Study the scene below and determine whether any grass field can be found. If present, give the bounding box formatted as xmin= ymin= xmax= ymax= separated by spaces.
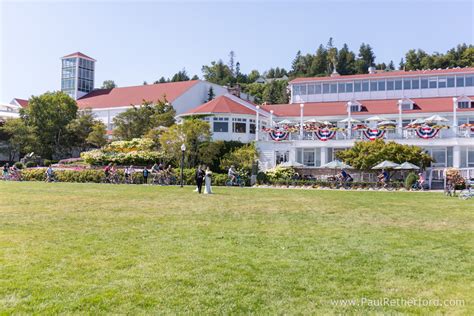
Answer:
xmin=0 ymin=182 xmax=473 ymax=314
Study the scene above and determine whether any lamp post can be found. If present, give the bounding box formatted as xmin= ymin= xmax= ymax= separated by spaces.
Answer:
xmin=346 ymin=102 xmax=352 ymax=139
xmin=299 ymin=103 xmax=304 ymax=139
xmin=180 ymin=143 xmax=186 ymax=188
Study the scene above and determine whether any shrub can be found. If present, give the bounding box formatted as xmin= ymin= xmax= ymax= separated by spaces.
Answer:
xmin=43 ymin=159 xmax=52 ymax=167
xmin=264 ymin=166 xmax=297 ymax=182
xmin=14 ymin=162 xmax=24 ymax=169
xmin=405 ymin=172 xmax=418 ymax=189
xmin=25 ymin=161 xmax=37 ymax=168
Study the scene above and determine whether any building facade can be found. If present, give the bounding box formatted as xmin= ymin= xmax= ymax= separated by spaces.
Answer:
xmin=61 ymin=52 xmax=96 ymax=100
xmin=182 ymin=67 xmax=474 ymax=186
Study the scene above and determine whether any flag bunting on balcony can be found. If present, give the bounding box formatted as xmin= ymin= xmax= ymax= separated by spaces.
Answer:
xmin=263 ymin=127 xmax=289 ymax=141
xmin=363 ymin=128 xmax=385 ymax=141
xmin=315 ymin=128 xmax=336 ymax=141
xmin=415 ymin=126 xmax=440 ymax=139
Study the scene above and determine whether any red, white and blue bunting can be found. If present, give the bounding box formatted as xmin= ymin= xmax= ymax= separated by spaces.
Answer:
xmin=268 ymin=129 xmax=289 ymax=141
xmin=363 ymin=128 xmax=385 ymax=141
xmin=415 ymin=126 xmax=440 ymax=139
xmin=315 ymin=128 xmax=336 ymax=141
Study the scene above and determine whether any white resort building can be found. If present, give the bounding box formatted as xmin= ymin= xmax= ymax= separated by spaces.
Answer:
xmin=180 ymin=67 xmax=474 ymax=187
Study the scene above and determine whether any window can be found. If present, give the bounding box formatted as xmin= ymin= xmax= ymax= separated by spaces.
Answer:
xmin=378 ymin=80 xmax=385 ymax=91
xmin=403 ymin=79 xmax=411 ymax=90
xmin=296 ymin=148 xmax=321 ymax=167
xmin=275 ymin=151 xmax=289 ymax=165
xmin=308 ymin=84 xmax=315 ymax=95
xmin=330 ymin=83 xmax=337 ymax=93
xmin=362 ymin=81 xmax=369 ymax=91
xmin=411 ymin=78 xmax=420 ymax=89
xmin=466 ymin=75 xmax=474 ymax=87
xmin=421 ymin=78 xmax=428 ymax=89
xmin=315 ymin=84 xmax=322 ymax=94
xmin=350 ymin=104 xmax=361 ymax=112
xmin=447 ymin=77 xmax=455 ymax=87
xmin=456 ymin=76 xmax=464 ymax=87
xmin=395 ymin=80 xmax=402 ymax=90
xmin=303 ymin=150 xmax=315 ymax=167
xmin=249 ymin=119 xmax=256 ymax=134
xmin=458 ymin=101 xmax=471 ymax=109
xmin=401 ymin=102 xmax=413 ymax=111
xmin=354 ymin=81 xmax=362 ymax=92
xmin=428 ymin=77 xmax=437 ymax=89
xmin=213 ymin=117 xmax=228 ymax=132
xmin=293 ymin=85 xmax=300 ymax=95
xmin=232 ymin=118 xmax=246 ymax=133
xmin=345 ymin=82 xmax=353 ymax=92
xmin=438 ymin=77 xmax=447 ymax=88
xmin=338 ymin=83 xmax=346 ymax=93
xmin=370 ymin=81 xmax=377 ymax=91
xmin=323 ymin=83 xmax=330 ymax=94
xmin=300 ymin=85 xmax=307 ymax=95
xmin=387 ymin=80 xmax=394 ymax=90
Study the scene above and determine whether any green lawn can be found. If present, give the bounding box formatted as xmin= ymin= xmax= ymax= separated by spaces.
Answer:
xmin=0 ymin=182 xmax=472 ymax=314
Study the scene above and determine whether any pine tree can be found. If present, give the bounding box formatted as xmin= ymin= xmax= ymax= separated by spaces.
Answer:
xmin=399 ymin=58 xmax=405 ymax=70
xmin=355 ymin=43 xmax=376 ymax=73
xmin=143 ymin=81 xmax=148 ymax=85
xmin=310 ymin=45 xmax=328 ymax=76
xmin=337 ymin=43 xmax=356 ymax=75
xmin=207 ymin=87 xmax=215 ymax=101
xmin=388 ymin=60 xmax=395 ymax=70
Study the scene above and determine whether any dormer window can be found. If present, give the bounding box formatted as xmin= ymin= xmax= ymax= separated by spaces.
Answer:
xmin=458 ymin=101 xmax=472 ymax=109
xmin=350 ymin=104 xmax=361 ymax=112
xmin=399 ymin=98 xmax=414 ymax=111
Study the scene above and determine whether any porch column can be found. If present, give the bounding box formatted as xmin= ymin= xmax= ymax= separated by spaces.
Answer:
xmin=397 ymin=100 xmax=403 ymax=137
xmin=255 ymin=106 xmax=260 ymax=141
xmin=346 ymin=102 xmax=352 ymax=139
xmin=453 ymin=145 xmax=461 ymax=168
xmin=270 ymin=110 xmax=274 ymax=127
xmin=320 ymin=147 xmax=328 ymax=166
xmin=299 ymin=103 xmax=304 ymax=140
xmin=452 ymin=97 xmax=458 ymax=136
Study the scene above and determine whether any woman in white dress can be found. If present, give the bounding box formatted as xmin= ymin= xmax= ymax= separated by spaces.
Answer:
xmin=204 ymin=166 xmax=213 ymax=194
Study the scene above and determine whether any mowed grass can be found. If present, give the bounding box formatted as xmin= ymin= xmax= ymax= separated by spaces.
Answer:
xmin=0 ymin=182 xmax=473 ymax=314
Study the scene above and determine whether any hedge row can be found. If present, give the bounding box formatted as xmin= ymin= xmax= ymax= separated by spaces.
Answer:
xmin=20 ymin=168 xmax=232 ymax=186
xmin=256 ymin=177 xmax=406 ymax=190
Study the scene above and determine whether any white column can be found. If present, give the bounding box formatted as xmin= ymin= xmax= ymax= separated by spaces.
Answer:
xmin=255 ymin=106 xmax=260 ymax=141
xmin=320 ymin=148 xmax=328 ymax=165
xmin=397 ymin=100 xmax=403 ymax=138
xmin=299 ymin=103 xmax=304 ymax=139
xmin=452 ymin=97 xmax=458 ymax=136
xmin=453 ymin=145 xmax=461 ymax=168
xmin=270 ymin=110 xmax=274 ymax=127
xmin=346 ymin=102 xmax=352 ymax=139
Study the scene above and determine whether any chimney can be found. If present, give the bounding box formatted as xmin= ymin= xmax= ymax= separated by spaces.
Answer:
xmin=227 ymin=84 xmax=241 ymax=98
xmin=368 ymin=66 xmax=376 ymax=74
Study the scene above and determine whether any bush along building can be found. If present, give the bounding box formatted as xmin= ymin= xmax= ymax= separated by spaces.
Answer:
xmin=179 ymin=66 xmax=474 ymax=188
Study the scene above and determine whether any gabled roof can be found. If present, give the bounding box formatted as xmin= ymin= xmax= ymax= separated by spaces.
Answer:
xmin=11 ymin=98 xmax=29 ymax=108
xmin=76 ymin=80 xmax=200 ymax=109
xmin=261 ymin=96 xmax=474 ymax=118
xmin=182 ymin=94 xmax=262 ymax=116
xmin=62 ymin=52 xmax=96 ymax=61
xmin=290 ymin=67 xmax=474 ymax=84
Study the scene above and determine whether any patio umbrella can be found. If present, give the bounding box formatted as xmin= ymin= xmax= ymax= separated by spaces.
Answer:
xmin=372 ymin=160 xmax=400 ymax=169
xmin=377 ymin=120 xmax=396 ymax=127
xmin=395 ymin=162 xmax=420 ymax=170
xmin=411 ymin=118 xmax=425 ymax=125
xmin=277 ymin=119 xmax=294 ymax=125
xmin=424 ymin=115 xmax=448 ymax=123
xmin=304 ymin=118 xmax=320 ymax=124
xmin=279 ymin=161 xmax=304 ymax=168
xmin=339 ymin=117 xmax=361 ymax=123
xmin=366 ymin=115 xmax=388 ymax=122
xmin=319 ymin=160 xmax=353 ymax=169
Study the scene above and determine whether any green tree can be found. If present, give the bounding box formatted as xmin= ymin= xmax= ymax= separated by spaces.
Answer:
xmin=207 ymin=87 xmax=215 ymax=101
xmin=101 ymin=80 xmax=117 ymax=89
xmin=220 ymin=143 xmax=258 ymax=174
xmin=191 ymin=74 xmax=199 ymax=80
xmin=201 ymin=60 xmax=233 ymax=85
xmin=86 ymin=122 xmax=107 ymax=148
xmin=247 ymin=70 xmax=261 ymax=83
xmin=335 ymin=140 xmax=433 ymax=171
xmin=21 ymin=91 xmax=78 ymax=159
xmin=262 ymin=80 xmax=289 ymax=104
xmin=337 ymin=43 xmax=356 ymax=75
xmin=171 ymin=69 xmax=190 ymax=82
xmin=309 ymin=45 xmax=328 ymax=76
xmin=355 ymin=43 xmax=376 ymax=74
xmin=0 ymin=118 xmax=37 ymax=161
xmin=159 ymin=118 xmax=212 ymax=167
xmin=66 ymin=110 xmax=104 ymax=151
xmin=113 ymin=99 xmax=175 ymax=140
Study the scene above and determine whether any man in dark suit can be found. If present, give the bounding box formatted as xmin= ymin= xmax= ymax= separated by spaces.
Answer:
xmin=195 ymin=165 xmax=205 ymax=194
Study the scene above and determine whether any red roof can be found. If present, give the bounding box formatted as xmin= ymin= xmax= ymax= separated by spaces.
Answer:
xmin=77 ymin=80 xmax=200 ymax=109
xmin=290 ymin=67 xmax=474 ymax=84
xmin=184 ymin=95 xmax=257 ymax=115
xmin=261 ymin=96 xmax=474 ymax=117
xmin=12 ymin=98 xmax=28 ymax=107
xmin=62 ymin=52 xmax=96 ymax=61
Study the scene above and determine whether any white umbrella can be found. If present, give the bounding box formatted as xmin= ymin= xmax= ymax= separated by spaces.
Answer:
xmin=339 ymin=117 xmax=361 ymax=123
xmin=377 ymin=120 xmax=396 ymax=127
xmin=372 ymin=160 xmax=400 ymax=169
xmin=279 ymin=161 xmax=304 ymax=168
xmin=304 ymin=118 xmax=319 ymax=123
xmin=277 ymin=119 xmax=294 ymax=125
xmin=395 ymin=162 xmax=420 ymax=170
xmin=319 ymin=160 xmax=353 ymax=169
xmin=424 ymin=115 xmax=448 ymax=123
xmin=366 ymin=115 xmax=388 ymax=122
xmin=411 ymin=118 xmax=425 ymax=124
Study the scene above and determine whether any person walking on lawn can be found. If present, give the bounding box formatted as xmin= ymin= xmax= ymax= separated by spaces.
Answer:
xmin=195 ymin=165 xmax=205 ymax=194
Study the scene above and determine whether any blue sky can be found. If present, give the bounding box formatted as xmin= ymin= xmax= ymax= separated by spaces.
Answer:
xmin=1 ymin=0 xmax=473 ymax=103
